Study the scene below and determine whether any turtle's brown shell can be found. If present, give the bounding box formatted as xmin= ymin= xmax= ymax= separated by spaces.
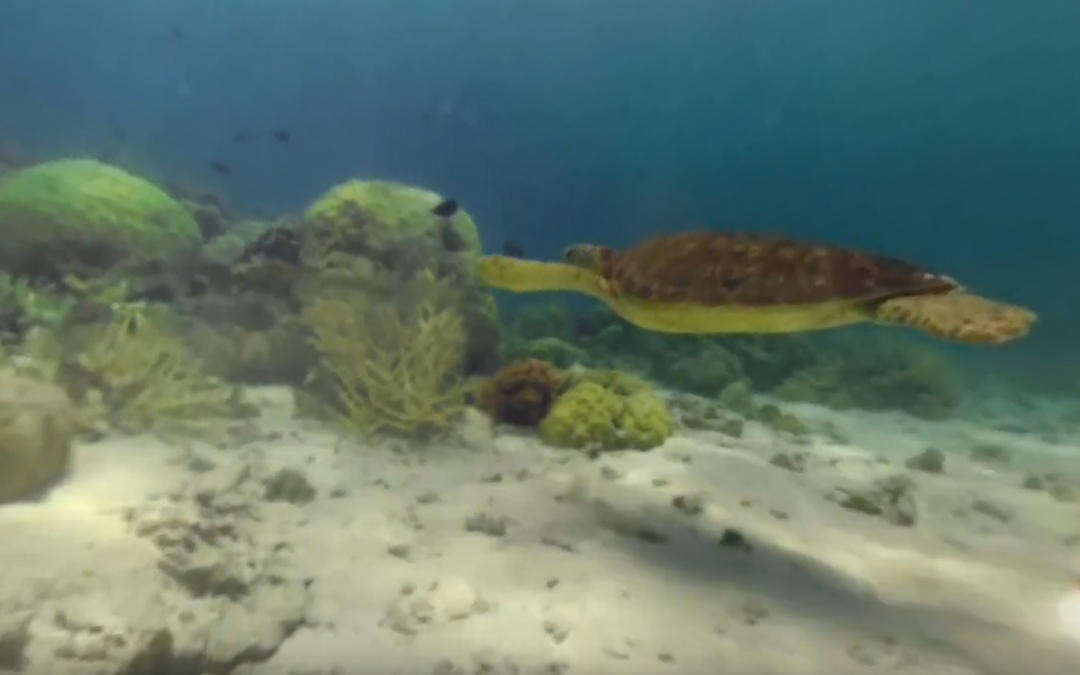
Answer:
xmin=598 ymin=231 xmax=958 ymax=307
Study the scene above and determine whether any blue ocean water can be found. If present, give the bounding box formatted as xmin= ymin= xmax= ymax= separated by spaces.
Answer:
xmin=3 ymin=2 xmax=1077 ymax=349
xmin=4 ymin=3 xmax=1080 ymax=673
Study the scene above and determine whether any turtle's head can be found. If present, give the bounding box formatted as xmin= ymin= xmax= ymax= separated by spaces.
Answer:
xmin=563 ymin=244 xmax=611 ymax=274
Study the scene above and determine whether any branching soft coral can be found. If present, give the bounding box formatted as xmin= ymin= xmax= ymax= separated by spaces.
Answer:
xmin=304 ymin=294 xmax=467 ymax=437
xmin=72 ymin=304 xmax=239 ymax=429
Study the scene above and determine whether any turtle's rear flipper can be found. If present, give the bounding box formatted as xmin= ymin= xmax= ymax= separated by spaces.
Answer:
xmin=874 ymin=291 xmax=1036 ymax=345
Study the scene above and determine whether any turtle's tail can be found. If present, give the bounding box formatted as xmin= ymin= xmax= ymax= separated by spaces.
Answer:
xmin=475 ymin=255 xmax=607 ymax=299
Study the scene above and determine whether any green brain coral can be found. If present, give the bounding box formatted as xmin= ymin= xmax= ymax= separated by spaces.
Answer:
xmin=540 ymin=375 xmax=674 ymax=452
xmin=0 ymin=159 xmax=201 ymax=277
xmin=305 ymin=179 xmax=481 ymax=254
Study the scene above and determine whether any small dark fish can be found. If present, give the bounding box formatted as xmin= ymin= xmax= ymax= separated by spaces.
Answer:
xmin=432 ymin=198 xmax=459 ymax=218
xmin=502 ymin=241 xmax=525 ymax=258
xmin=438 ymin=221 xmax=468 ymax=253
xmin=171 ymin=27 xmax=183 ymax=41
xmin=272 ymin=130 xmax=291 ymax=143
xmin=210 ymin=161 xmax=231 ymax=176
xmin=232 ymin=131 xmax=256 ymax=142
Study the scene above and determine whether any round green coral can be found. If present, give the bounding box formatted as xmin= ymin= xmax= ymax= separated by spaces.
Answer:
xmin=305 ymin=179 xmax=482 ymax=254
xmin=0 ymin=159 xmax=201 ymax=277
xmin=540 ymin=376 xmax=673 ymax=451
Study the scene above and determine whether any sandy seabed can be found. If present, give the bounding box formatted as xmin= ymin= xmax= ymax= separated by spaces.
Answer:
xmin=2 ymin=387 xmax=1080 ymax=675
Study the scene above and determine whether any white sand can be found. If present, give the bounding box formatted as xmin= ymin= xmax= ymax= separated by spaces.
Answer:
xmin=2 ymin=387 xmax=1080 ymax=675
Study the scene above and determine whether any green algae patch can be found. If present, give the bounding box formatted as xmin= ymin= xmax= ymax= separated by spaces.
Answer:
xmin=305 ymin=179 xmax=482 ymax=254
xmin=0 ymin=158 xmax=201 ymax=277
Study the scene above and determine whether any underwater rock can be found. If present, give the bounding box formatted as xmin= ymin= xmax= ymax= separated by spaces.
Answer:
xmin=0 ymin=610 xmax=30 ymax=669
xmin=123 ymin=458 xmax=309 ymax=670
xmin=263 ymin=467 xmax=317 ymax=505
xmin=969 ymin=498 xmax=1012 ymax=523
xmin=669 ymin=343 xmax=745 ymax=396
xmin=969 ymin=442 xmax=1011 ymax=464
xmin=181 ymin=198 xmax=228 ymax=241
xmin=477 ymin=358 xmax=562 ymax=427
xmin=753 ymin=403 xmax=809 ymax=437
xmin=201 ymin=218 xmax=276 ymax=266
xmin=717 ymin=380 xmax=753 ymax=414
xmin=381 ymin=578 xmax=491 ymax=635
xmin=769 ymin=451 xmax=806 ymax=473
xmin=238 ymin=225 xmax=303 ymax=267
xmin=0 ymin=372 xmax=76 ymax=504
xmin=831 ymin=474 xmax=918 ymax=527
xmin=0 ymin=159 xmax=201 ymax=280
xmin=1021 ymin=472 xmax=1078 ymax=502
xmin=904 ymin=446 xmax=945 ymax=474
xmin=717 ymin=417 xmax=745 ymax=437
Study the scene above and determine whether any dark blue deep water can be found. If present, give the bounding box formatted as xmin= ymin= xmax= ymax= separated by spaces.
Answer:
xmin=2 ymin=0 xmax=1078 ymax=379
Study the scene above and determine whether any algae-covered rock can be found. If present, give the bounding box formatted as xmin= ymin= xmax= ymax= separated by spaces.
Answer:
xmin=0 ymin=372 xmax=75 ymax=504
xmin=263 ymin=467 xmax=317 ymax=505
xmin=669 ymin=343 xmax=744 ymax=396
xmin=305 ymin=179 xmax=481 ymax=254
xmin=753 ymin=403 xmax=809 ymax=436
xmin=0 ymin=159 xmax=201 ymax=278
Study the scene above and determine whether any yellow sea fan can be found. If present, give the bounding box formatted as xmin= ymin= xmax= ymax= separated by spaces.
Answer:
xmin=304 ymin=293 xmax=467 ymax=437
xmin=75 ymin=304 xmax=238 ymax=429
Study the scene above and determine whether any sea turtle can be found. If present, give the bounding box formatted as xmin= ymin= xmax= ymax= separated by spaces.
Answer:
xmin=475 ymin=231 xmax=1036 ymax=344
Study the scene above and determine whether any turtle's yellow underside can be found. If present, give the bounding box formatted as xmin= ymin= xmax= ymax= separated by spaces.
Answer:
xmin=476 ymin=255 xmax=871 ymax=335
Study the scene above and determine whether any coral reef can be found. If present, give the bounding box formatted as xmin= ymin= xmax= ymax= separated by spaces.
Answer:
xmin=61 ymin=304 xmax=243 ymax=430
xmin=0 ymin=272 xmax=73 ymax=342
xmin=495 ymin=300 xmax=964 ymax=420
xmin=0 ymin=159 xmax=201 ymax=280
xmin=539 ymin=370 xmax=673 ymax=452
xmin=669 ymin=342 xmax=746 ymax=396
xmin=297 ymin=181 xmax=500 ymax=375
xmin=175 ymin=177 xmax=501 ymax=388
xmin=477 ymin=359 xmax=562 ymax=427
xmin=769 ymin=333 xmax=961 ymax=420
xmin=304 ymin=288 xmax=468 ymax=437
xmin=0 ymin=371 xmax=76 ymax=504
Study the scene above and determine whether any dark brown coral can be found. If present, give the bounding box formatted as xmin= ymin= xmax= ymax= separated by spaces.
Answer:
xmin=478 ymin=359 xmax=562 ymax=427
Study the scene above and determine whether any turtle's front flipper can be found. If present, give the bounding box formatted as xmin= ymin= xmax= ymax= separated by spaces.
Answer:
xmin=873 ymin=291 xmax=1036 ymax=344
